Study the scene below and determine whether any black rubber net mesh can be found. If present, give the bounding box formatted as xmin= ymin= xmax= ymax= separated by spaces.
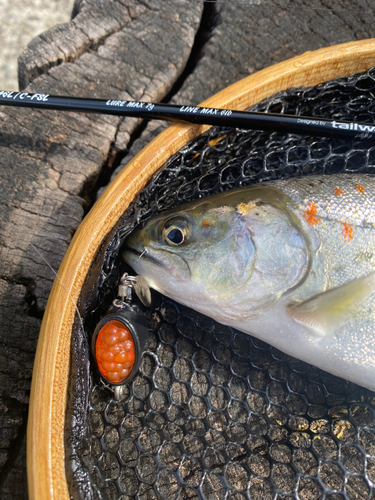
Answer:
xmin=66 ymin=68 xmax=375 ymax=500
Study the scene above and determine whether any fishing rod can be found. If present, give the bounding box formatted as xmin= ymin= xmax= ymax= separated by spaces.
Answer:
xmin=1 ymin=89 xmax=374 ymax=140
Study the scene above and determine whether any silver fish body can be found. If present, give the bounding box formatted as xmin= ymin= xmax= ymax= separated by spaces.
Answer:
xmin=124 ymin=174 xmax=375 ymax=391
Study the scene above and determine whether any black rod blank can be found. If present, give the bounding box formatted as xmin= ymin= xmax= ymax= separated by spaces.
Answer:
xmin=1 ymin=89 xmax=374 ymax=140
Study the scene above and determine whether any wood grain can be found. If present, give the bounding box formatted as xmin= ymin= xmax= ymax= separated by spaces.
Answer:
xmin=27 ymin=39 xmax=375 ymax=499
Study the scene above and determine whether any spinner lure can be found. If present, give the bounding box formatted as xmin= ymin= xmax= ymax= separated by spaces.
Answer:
xmin=92 ymin=273 xmax=150 ymax=398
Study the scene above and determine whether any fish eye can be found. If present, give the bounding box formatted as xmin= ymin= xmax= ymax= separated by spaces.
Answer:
xmin=164 ymin=225 xmax=185 ymax=245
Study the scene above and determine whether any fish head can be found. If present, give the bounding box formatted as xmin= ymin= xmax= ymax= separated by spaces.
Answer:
xmin=124 ymin=189 xmax=309 ymax=323
xmin=124 ymin=198 xmax=254 ymax=311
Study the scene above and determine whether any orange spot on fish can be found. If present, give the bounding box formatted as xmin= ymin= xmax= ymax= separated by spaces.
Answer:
xmin=202 ymin=220 xmax=211 ymax=227
xmin=341 ymin=223 xmax=353 ymax=242
xmin=355 ymin=184 xmax=365 ymax=194
xmin=304 ymin=202 xmax=320 ymax=225
xmin=237 ymin=201 xmax=257 ymax=215
xmin=334 ymin=187 xmax=343 ymax=197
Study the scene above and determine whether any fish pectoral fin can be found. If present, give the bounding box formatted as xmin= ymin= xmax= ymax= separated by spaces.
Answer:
xmin=134 ymin=275 xmax=152 ymax=307
xmin=286 ymin=271 xmax=375 ymax=337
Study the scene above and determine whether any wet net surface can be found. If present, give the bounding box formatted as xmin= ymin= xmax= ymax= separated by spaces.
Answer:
xmin=67 ymin=68 xmax=375 ymax=500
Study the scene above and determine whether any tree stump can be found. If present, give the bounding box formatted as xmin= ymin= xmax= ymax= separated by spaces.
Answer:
xmin=1 ymin=0 xmax=375 ymax=498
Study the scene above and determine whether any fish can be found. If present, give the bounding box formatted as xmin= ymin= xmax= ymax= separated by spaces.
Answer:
xmin=124 ymin=174 xmax=375 ymax=391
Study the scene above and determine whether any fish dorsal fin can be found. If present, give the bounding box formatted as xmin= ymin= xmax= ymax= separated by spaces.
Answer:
xmin=287 ymin=271 xmax=375 ymax=337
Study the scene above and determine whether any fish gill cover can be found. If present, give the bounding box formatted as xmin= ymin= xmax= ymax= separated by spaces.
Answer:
xmin=66 ymin=68 xmax=375 ymax=499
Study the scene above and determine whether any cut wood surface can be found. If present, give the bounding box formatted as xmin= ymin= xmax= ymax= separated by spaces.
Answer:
xmin=1 ymin=0 xmax=375 ymax=498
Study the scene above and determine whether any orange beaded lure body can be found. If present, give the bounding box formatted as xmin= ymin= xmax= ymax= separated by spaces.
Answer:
xmin=95 ymin=319 xmax=136 ymax=384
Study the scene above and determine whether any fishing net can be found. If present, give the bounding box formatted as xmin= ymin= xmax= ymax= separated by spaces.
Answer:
xmin=66 ymin=67 xmax=375 ymax=500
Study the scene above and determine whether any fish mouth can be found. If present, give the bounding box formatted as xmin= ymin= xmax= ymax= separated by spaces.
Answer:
xmin=124 ymin=244 xmax=191 ymax=282
xmin=124 ymin=245 xmax=145 ymax=260
xmin=125 ymin=245 xmax=164 ymax=268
